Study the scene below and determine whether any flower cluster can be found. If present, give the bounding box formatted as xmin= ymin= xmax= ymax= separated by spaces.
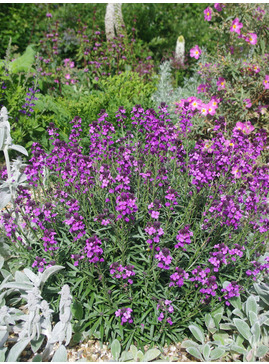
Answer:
xmin=115 ymin=307 xmax=133 ymax=325
xmin=169 ymin=268 xmax=189 ymax=288
xmin=157 ymin=299 xmax=174 ymax=325
xmin=144 ymin=221 xmax=164 ymax=250
xmin=175 ymin=225 xmax=193 ymax=250
xmin=221 ymin=282 xmax=243 ymax=306
xmin=19 ymin=86 xmax=40 ymax=117
xmin=155 ymin=248 xmax=173 ymax=270
xmin=110 ymin=262 xmax=136 ymax=285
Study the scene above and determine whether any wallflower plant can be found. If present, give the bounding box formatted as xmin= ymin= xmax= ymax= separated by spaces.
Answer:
xmin=1 ymin=103 xmax=268 ymax=348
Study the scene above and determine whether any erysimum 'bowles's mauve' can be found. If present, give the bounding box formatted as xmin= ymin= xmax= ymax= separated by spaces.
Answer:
xmin=1 ymin=104 xmax=268 ymax=334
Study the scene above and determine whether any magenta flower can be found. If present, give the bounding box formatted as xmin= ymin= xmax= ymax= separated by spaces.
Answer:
xmin=243 ymin=98 xmax=252 ymax=108
xmin=204 ymin=7 xmax=212 ymax=21
xmin=214 ymin=3 xmax=225 ymax=12
xmin=230 ymin=18 xmax=243 ymax=35
xmin=46 ymin=13 xmax=52 ymax=18
xmin=234 ymin=121 xmax=255 ymax=135
xmin=217 ymin=77 xmax=226 ymax=91
xmin=263 ymin=75 xmax=269 ymax=90
xmin=190 ymin=45 xmax=202 ymax=60
xmin=245 ymin=33 xmax=257 ymax=45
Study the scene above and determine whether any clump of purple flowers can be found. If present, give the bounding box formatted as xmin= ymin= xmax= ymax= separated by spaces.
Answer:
xmin=175 ymin=225 xmax=193 ymax=249
xmin=169 ymin=268 xmax=189 ymax=288
xmin=115 ymin=307 xmax=133 ymax=325
xmin=221 ymin=282 xmax=243 ymax=305
xmin=157 ymin=299 xmax=174 ymax=326
xmin=19 ymin=86 xmax=40 ymax=117
xmin=110 ymin=262 xmax=136 ymax=284
xmin=155 ymin=248 xmax=173 ymax=270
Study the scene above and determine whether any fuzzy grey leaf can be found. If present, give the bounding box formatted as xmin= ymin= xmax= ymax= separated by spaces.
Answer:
xmin=0 ymin=192 xmax=11 ymax=210
xmin=246 ymin=296 xmax=258 ymax=316
xmin=202 ymin=344 xmax=210 ymax=361
xmin=9 ymin=144 xmax=28 ymax=156
xmin=51 ymin=344 xmax=67 ymax=362
xmin=0 ymin=347 xmax=7 ymax=362
xmin=6 ymin=338 xmax=29 ymax=362
xmin=111 ymin=339 xmax=121 ymax=361
xmin=186 ymin=347 xmax=202 ymax=361
xmin=40 ymin=266 xmax=64 ymax=289
xmin=210 ymin=347 xmax=226 ymax=360
xmin=143 ymin=348 xmax=161 ymax=362
xmin=181 ymin=340 xmax=199 ymax=348
xmin=233 ymin=318 xmax=252 ymax=342
xmin=189 ymin=324 xmax=205 ymax=344
xmin=0 ymin=255 xmax=4 ymax=270
xmin=23 ymin=268 xmax=39 ymax=286
xmin=256 ymin=345 xmax=268 ymax=358
xmin=0 ymin=331 xmax=8 ymax=348
xmin=251 ymin=322 xmax=260 ymax=344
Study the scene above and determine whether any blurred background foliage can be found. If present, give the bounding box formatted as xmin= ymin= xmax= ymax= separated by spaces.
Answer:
xmin=0 ymin=3 xmax=216 ymax=61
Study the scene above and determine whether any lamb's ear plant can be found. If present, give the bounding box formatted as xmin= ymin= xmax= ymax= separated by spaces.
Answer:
xmin=0 ymin=106 xmax=28 ymax=209
xmin=0 ymin=260 xmax=74 ymax=362
xmin=181 ymin=323 xmax=227 ymax=362
xmin=110 ymin=339 xmax=174 ymax=362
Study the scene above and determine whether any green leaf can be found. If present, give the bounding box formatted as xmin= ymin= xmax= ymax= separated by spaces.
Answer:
xmin=186 ymin=347 xmax=202 ymax=360
xmin=210 ymin=347 xmax=226 ymax=360
xmin=9 ymin=45 xmax=36 ymax=73
xmin=32 ymin=354 xmax=42 ymax=362
xmin=213 ymin=332 xmax=231 ymax=345
xmin=111 ymin=339 xmax=121 ymax=361
xmin=6 ymin=338 xmax=29 ymax=362
xmin=189 ymin=324 xmax=205 ymax=344
xmin=31 ymin=335 xmax=44 ymax=353
xmin=71 ymin=301 xmax=84 ymax=321
xmin=143 ymin=348 xmax=161 ymax=362
xmin=51 ymin=345 xmax=67 ymax=362
xmin=230 ymin=296 xmax=242 ymax=310
xmin=233 ymin=318 xmax=252 ymax=342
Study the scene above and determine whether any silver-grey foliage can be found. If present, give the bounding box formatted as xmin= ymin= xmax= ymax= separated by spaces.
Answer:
xmin=0 ymin=261 xmax=74 ymax=362
xmin=0 ymin=106 xmax=28 ymax=210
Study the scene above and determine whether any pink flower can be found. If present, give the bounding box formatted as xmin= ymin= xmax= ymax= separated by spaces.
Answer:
xmin=65 ymin=74 xmax=71 ymax=80
xmin=243 ymin=98 xmax=252 ymax=108
xmin=231 ymin=166 xmax=241 ymax=179
xmin=190 ymin=98 xmax=200 ymax=111
xmin=245 ymin=33 xmax=257 ymax=45
xmin=263 ymin=75 xmax=269 ymax=90
xmin=234 ymin=121 xmax=255 ymax=135
xmin=199 ymin=103 xmax=208 ymax=116
xmin=217 ymin=77 xmax=226 ymax=90
xmin=214 ymin=3 xmax=225 ymax=12
xmin=190 ymin=45 xmax=202 ymax=60
xmin=204 ymin=7 xmax=212 ymax=21
xmin=252 ymin=65 xmax=260 ymax=73
xmin=151 ymin=211 xmax=160 ymax=219
xmin=46 ymin=13 xmax=52 ymax=18
xmin=230 ymin=18 xmax=243 ymax=35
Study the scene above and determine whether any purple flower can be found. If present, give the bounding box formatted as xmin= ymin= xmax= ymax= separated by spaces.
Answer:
xmin=221 ymin=282 xmax=243 ymax=305
xmin=169 ymin=268 xmax=189 ymax=287
xmin=155 ymin=248 xmax=173 ymax=270
xmin=115 ymin=308 xmax=133 ymax=325
xmin=217 ymin=77 xmax=226 ymax=90
xmin=175 ymin=225 xmax=193 ymax=249
xmin=263 ymin=75 xmax=269 ymax=90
